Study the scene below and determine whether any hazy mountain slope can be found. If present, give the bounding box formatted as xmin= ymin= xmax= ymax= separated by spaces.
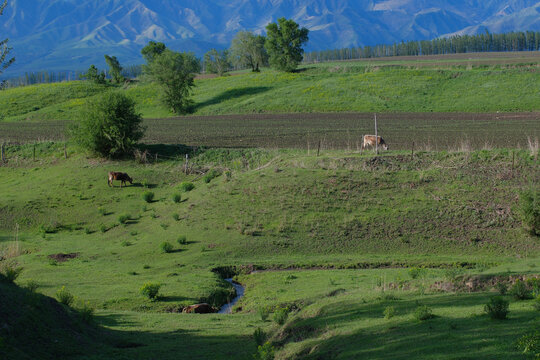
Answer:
xmin=2 ymin=0 xmax=540 ymax=75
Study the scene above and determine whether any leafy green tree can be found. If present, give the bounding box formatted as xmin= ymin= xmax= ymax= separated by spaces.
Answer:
xmin=104 ymin=55 xmax=124 ymax=83
xmin=228 ymin=31 xmax=267 ymax=72
xmin=265 ymin=18 xmax=309 ymax=72
xmin=0 ymin=0 xmax=14 ymax=88
xmin=144 ymin=49 xmax=200 ymax=114
xmin=141 ymin=41 xmax=166 ymax=63
xmin=203 ymin=49 xmax=230 ymax=76
xmin=72 ymin=92 xmax=145 ymax=157
xmin=81 ymin=64 xmax=106 ymax=84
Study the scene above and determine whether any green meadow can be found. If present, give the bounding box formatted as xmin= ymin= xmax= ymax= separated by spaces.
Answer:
xmin=1 ymin=61 xmax=540 ymax=123
xmin=1 ymin=142 xmax=539 ymax=359
xmin=1 ymin=54 xmax=539 ymax=359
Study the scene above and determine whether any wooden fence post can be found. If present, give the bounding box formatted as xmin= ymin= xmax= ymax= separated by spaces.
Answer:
xmin=317 ymin=140 xmax=321 ymax=157
xmin=33 ymin=143 xmax=36 ymax=161
xmin=64 ymin=143 xmax=67 ymax=159
xmin=1 ymin=143 xmax=4 ymax=163
xmin=374 ymin=113 xmax=378 ymax=155
xmin=184 ymin=154 xmax=189 ymax=174
xmin=411 ymin=141 xmax=415 ymax=160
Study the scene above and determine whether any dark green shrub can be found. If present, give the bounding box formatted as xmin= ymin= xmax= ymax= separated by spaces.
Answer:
xmin=511 ymin=279 xmax=532 ymax=300
xmin=118 ymin=213 xmax=130 ymax=224
xmin=484 ymin=296 xmax=509 ymax=320
xmin=98 ymin=206 xmax=106 ymax=216
xmin=140 ymin=283 xmax=161 ymax=300
xmin=384 ymin=306 xmax=396 ymax=319
xmin=121 ymin=240 xmax=132 ymax=247
xmin=99 ymin=224 xmax=107 ymax=233
xmin=143 ymin=264 xmax=150 ymax=269
xmin=518 ymin=189 xmax=540 ymax=235
xmin=56 ymin=286 xmax=74 ymax=306
xmin=517 ymin=331 xmax=540 ymax=358
xmin=25 ymin=280 xmax=39 ymax=292
xmin=257 ymin=306 xmax=270 ymax=321
xmin=0 ymin=264 xmax=22 ymax=283
xmin=77 ymin=301 xmax=95 ymax=323
xmin=177 ymin=235 xmax=187 ymax=245
xmin=272 ymin=307 xmax=289 ymax=325
xmin=142 ymin=191 xmax=154 ymax=203
xmin=172 ymin=213 xmax=180 ymax=221
xmin=413 ymin=305 xmax=434 ymax=321
xmin=179 ymin=182 xmax=194 ymax=192
xmin=253 ymin=328 xmax=266 ymax=347
xmin=71 ymin=92 xmax=145 ymax=157
xmin=172 ymin=193 xmax=182 ymax=203
xmin=203 ymin=169 xmax=221 ymax=183
xmin=254 ymin=342 xmax=275 ymax=360
xmin=160 ymin=242 xmax=173 ymax=253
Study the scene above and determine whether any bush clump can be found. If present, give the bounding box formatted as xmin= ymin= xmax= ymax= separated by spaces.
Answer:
xmin=177 ymin=235 xmax=187 ymax=245
xmin=484 ymin=296 xmax=509 ymax=320
xmin=140 ymin=282 xmax=161 ymax=300
xmin=272 ymin=307 xmax=289 ymax=325
xmin=253 ymin=328 xmax=266 ymax=347
xmin=56 ymin=286 xmax=74 ymax=306
xmin=160 ymin=241 xmax=174 ymax=253
xmin=517 ymin=331 xmax=540 ymax=358
xmin=203 ymin=169 xmax=221 ymax=183
xmin=118 ymin=213 xmax=131 ymax=224
xmin=71 ymin=92 xmax=145 ymax=158
xmin=254 ymin=342 xmax=275 ymax=360
xmin=383 ymin=306 xmax=396 ymax=319
xmin=413 ymin=305 xmax=434 ymax=321
xmin=511 ymin=279 xmax=532 ymax=300
xmin=179 ymin=182 xmax=194 ymax=192
xmin=408 ymin=267 xmax=426 ymax=279
xmin=77 ymin=301 xmax=95 ymax=323
xmin=172 ymin=193 xmax=182 ymax=203
xmin=142 ymin=191 xmax=155 ymax=203
xmin=518 ymin=189 xmax=540 ymax=236
xmin=257 ymin=306 xmax=270 ymax=321
xmin=0 ymin=263 xmax=22 ymax=283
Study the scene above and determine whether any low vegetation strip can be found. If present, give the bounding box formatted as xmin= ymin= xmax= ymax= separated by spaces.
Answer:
xmin=1 ymin=112 xmax=538 ymax=150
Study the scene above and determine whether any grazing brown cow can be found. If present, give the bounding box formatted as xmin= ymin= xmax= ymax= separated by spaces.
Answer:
xmin=108 ymin=172 xmax=133 ymax=188
xmin=362 ymin=135 xmax=389 ymax=151
xmin=182 ymin=303 xmax=214 ymax=314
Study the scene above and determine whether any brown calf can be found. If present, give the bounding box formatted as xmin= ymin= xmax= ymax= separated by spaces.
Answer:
xmin=108 ymin=172 xmax=133 ymax=188
xmin=362 ymin=135 xmax=389 ymax=151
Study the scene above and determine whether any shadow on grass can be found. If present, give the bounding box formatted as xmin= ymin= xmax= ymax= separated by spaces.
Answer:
xmin=280 ymin=292 xmax=537 ymax=360
xmin=194 ymin=86 xmax=271 ymax=111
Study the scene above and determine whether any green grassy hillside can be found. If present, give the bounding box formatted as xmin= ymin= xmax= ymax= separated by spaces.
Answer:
xmin=1 ymin=144 xmax=539 ymax=359
xmin=1 ymin=61 xmax=539 ymax=122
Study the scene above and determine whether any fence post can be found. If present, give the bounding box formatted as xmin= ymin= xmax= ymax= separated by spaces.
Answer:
xmin=317 ymin=140 xmax=321 ymax=157
xmin=184 ymin=154 xmax=189 ymax=173
xmin=411 ymin=141 xmax=415 ymax=160
xmin=1 ymin=143 xmax=4 ymax=163
xmin=374 ymin=113 xmax=378 ymax=155
xmin=64 ymin=143 xmax=67 ymax=159
xmin=33 ymin=143 xmax=36 ymax=161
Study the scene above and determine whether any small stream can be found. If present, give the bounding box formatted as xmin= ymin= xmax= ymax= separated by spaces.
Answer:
xmin=218 ymin=278 xmax=245 ymax=314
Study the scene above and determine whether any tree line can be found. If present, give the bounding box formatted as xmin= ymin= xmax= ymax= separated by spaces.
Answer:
xmin=302 ymin=31 xmax=540 ymax=63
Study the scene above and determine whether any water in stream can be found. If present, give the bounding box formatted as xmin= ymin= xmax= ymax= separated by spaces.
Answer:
xmin=218 ymin=278 xmax=245 ymax=314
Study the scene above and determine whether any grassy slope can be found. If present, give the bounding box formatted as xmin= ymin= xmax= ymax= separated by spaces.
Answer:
xmin=1 ymin=62 xmax=540 ymax=122
xmin=0 ymin=145 xmax=539 ymax=358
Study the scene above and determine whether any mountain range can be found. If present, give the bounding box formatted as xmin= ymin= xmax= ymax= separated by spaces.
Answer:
xmin=2 ymin=0 xmax=540 ymax=76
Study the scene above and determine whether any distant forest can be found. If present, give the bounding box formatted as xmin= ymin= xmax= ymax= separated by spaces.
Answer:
xmin=302 ymin=31 xmax=540 ymax=62
xmin=5 ymin=30 xmax=540 ymax=87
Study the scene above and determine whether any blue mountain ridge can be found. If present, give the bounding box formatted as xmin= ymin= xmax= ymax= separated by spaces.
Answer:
xmin=2 ymin=0 xmax=540 ymax=75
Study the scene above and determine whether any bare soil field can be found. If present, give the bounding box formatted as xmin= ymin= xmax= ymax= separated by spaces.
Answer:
xmin=1 ymin=112 xmax=538 ymax=150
